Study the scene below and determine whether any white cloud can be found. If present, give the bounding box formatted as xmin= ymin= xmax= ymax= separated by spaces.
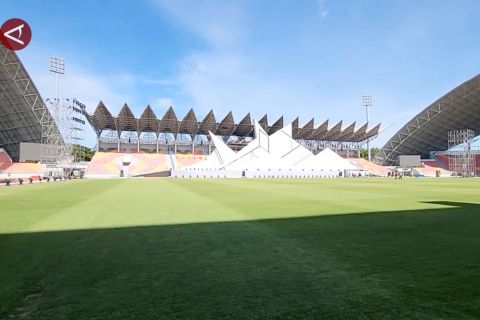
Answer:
xmin=149 ymin=0 xmax=415 ymax=149
xmin=150 ymin=1 xmax=342 ymax=123
xmin=318 ymin=0 xmax=329 ymax=18
xmin=151 ymin=0 xmax=248 ymax=49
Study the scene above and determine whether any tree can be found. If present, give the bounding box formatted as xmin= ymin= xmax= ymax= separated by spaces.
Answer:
xmin=359 ymin=147 xmax=379 ymax=160
xmin=72 ymin=144 xmax=95 ymax=162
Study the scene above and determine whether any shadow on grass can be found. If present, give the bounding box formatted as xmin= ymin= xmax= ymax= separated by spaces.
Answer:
xmin=1 ymin=201 xmax=479 ymax=320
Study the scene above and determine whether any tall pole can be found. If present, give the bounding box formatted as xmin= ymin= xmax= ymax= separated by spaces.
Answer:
xmin=54 ymin=72 xmax=60 ymax=141
xmin=50 ymin=56 xmax=65 ymax=132
xmin=49 ymin=56 xmax=66 ymax=166
xmin=55 ymin=73 xmax=59 ymax=101
xmin=362 ymin=95 xmax=372 ymax=162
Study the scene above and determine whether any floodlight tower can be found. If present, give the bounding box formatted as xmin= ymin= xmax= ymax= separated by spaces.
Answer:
xmin=48 ymin=56 xmax=73 ymax=168
xmin=362 ymin=95 xmax=372 ymax=161
xmin=40 ymin=57 xmax=66 ymax=165
xmin=49 ymin=56 xmax=65 ymax=134
xmin=50 ymin=57 xmax=65 ymax=100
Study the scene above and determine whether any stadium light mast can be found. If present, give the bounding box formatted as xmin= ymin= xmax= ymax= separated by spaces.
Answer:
xmin=362 ymin=95 xmax=372 ymax=161
xmin=47 ymin=56 xmax=73 ymax=168
xmin=49 ymin=56 xmax=65 ymax=137
xmin=49 ymin=56 xmax=65 ymax=101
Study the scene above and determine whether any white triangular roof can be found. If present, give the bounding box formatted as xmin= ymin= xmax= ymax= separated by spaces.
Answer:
xmin=208 ymin=131 xmax=237 ymax=166
xmin=223 ymin=122 xmax=271 ymax=168
xmin=188 ymin=125 xmax=356 ymax=172
xmin=298 ymin=148 xmax=356 ymax=170
xmin=269 ymin=123 xmax=314 ymax=165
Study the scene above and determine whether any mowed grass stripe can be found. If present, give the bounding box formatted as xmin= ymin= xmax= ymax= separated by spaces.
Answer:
xmin=1 ymin=178 xmax=480 ymax=319
xmin=2 ymin=178 xmax=480 ymax=234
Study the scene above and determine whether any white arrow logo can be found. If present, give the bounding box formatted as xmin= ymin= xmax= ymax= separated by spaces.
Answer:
xmin=4 ymin=24 xmax=25 ymax=45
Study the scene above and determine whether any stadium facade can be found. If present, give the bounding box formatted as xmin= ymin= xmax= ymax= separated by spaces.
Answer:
xmin=3 ymin=39 xmax=479 ymax=178
xmin=84 ymin=121 xmax=392 ymax=179
xmin=375 ymin=74 xmax=480 ymax=166
xmin=87 ymin=101 xmax=381 ymax=156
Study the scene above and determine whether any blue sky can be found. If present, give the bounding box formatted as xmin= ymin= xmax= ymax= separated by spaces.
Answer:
xmin=2 ymin=0 xmax=480 ymax=147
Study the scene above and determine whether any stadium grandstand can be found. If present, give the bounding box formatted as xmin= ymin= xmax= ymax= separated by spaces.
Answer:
xmin=4 ymin=37 xmax=479 ymax=180
xmin=82 ymin=102 xmax=384 ymax=178
xmin=1 ymin=41 xmax=388 ymax=181
xmin=0 ymin=44 xmax=90 ymax=182
xmin=0 ymin=44 xmax=63 ymax=163
xmin=84 ymin=117 xmax=383 ymax=178
xmin=87 ymin=102 xmax=381 ymax=157
xmin=374 ymin=74 xmax=480 ymax=176
xmin=85 ymin=151 xmax=208 ymax=178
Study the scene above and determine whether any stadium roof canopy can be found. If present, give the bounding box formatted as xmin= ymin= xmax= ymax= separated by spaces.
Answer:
xmin=375 ymin=74 xmax=480 ymax=165
xmin=88 ymin=102 xmax=381 ymax=143
xmin=0 ymin=44 xmax=61 ymax=161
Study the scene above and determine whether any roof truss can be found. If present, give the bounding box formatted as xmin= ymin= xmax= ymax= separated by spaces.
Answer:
xmin=87 ymin=102 xmax=381 ymax=144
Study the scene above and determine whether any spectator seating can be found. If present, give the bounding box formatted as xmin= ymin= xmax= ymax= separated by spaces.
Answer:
xmin=174 ymin=153 xmax=208 ymax=169
xmin=347 ymin=158 xmax=391 ymax=176
xmin=0 ymin=148 xmax=13 ymax=170
xmin=85 ymin=152 xmax=123 ymax=177
xmin=432 ymin=155 xmax=450 ymax=170
xmin=128 ymin=153 xmax=171 ymax=176
xmin=4 ymin=163 xmax=43 ymax=174
xmin=0 ymin=149 xmax=43 ymax=179
xmin=413 ymin=164 xmax=451 ymax=177
xmin=85 ymin=152 xmax=171 ymax=178
xmin=431 ymin=155 xmax=479 ymax=175
xmin=421 ymin=159 xmax=447 ymax=169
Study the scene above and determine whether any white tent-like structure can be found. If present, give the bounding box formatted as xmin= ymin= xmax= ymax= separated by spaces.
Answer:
xmin=269 ymin=123 xmax=314 ymax=166
xmin=298 ymin=148 xmax=357 ymax=171
xmin=171 ymin=122 xmax=359 ymax=178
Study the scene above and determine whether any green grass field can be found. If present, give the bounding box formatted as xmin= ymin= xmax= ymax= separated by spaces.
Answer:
xmin=1 ymin=178 xmax=480 ymax=319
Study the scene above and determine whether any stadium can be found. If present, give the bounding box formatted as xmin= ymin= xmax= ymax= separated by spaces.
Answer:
xmin=2 ymin=43 xmax=478 ymax=180
xmin=1 ymin=3 xmax=480 ymax=319
xmin=1 ymin=48 xmax=387 ymax=180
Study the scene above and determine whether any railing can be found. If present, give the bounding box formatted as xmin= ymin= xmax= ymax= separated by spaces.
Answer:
xmin=98 ymin=137 xmax=214 ymax=146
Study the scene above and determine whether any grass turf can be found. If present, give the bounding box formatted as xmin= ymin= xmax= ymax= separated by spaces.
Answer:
xmin=1 ymin=178 xmax=480 ymax=319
